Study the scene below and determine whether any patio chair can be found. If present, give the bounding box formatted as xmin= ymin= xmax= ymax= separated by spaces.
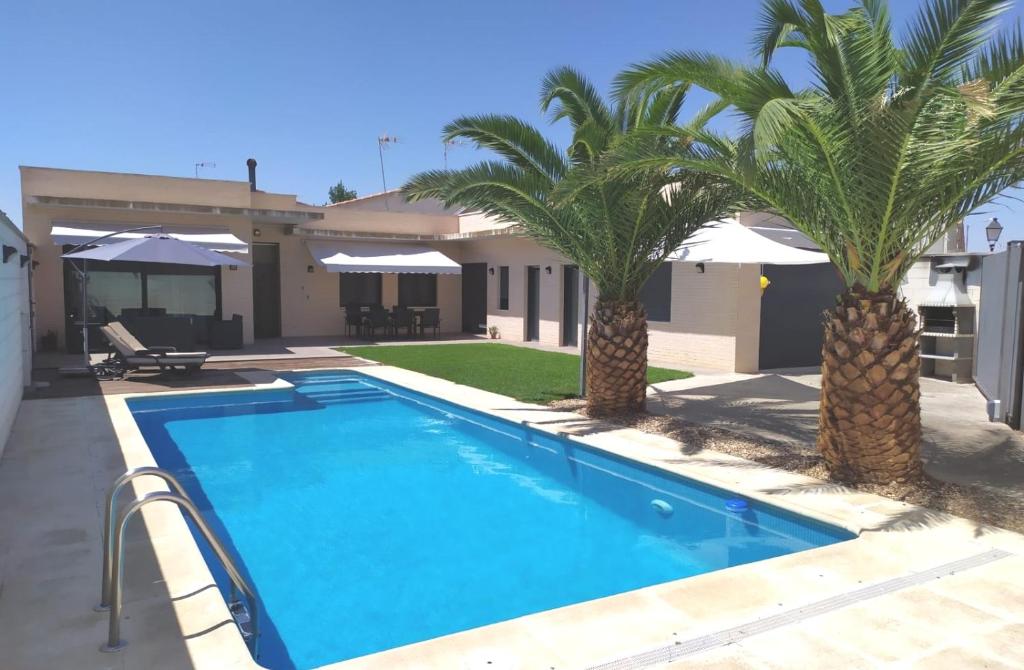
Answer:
xmin=418 ymin=308 xmax=441 ymax=338
xmin=99 ymin=321 xmax=208 ymax=375
xmin=391 ymin=307 xmax=414 ymax=338
xmin=344 ymin=304 xmax=364 ymax=337
xmin=362 ymin=306 xmax=390 ymax=339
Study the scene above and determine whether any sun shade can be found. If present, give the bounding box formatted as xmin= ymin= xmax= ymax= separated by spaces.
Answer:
xmin=305 ymin=241 xmax=461 ymax=274
xmin=62 ymin=234 xmax=249 ymax=267
xmin=51 ymin=222 xmax=249 ymax=253
xmin=669 ymin=219 xmax=830 ymax=265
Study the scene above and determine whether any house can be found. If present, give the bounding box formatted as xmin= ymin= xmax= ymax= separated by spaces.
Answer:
xmin=21 ymin=161 xmax=846 ymax=373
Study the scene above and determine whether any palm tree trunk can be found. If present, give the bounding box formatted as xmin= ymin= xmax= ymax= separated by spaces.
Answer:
xmin=585 ymin=299 xmax=648 ymax=416
xmin=818 ymin=286 xmax=923 ymax=484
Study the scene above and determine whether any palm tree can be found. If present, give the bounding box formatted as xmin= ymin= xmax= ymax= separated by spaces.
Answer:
xmin=615 ymin=0 xmax=1024 ymax=482
xmin=404 ymin=68 xmax=740 ymax=415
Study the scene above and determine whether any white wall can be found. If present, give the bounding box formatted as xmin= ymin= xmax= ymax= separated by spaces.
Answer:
xmin=459 ymin=236 xmax=764 ymax=371
xmin=647 ymin=262 xmax=763 ymax=372
xmin=0 ymin=215 xmax=30 ymax=458
xmin=459 ymin=237 xmax=569 ymax=343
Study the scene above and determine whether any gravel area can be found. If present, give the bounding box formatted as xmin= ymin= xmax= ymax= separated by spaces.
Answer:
xmin=548 ymin=399 xmax=1024 ymax=534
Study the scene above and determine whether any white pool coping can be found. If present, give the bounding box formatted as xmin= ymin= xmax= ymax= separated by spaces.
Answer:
xmin=101 ymin=365 xmax=1024 ymax=670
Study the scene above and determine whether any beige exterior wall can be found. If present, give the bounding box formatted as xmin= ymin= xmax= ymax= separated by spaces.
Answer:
xmin=315 ymin=200 xmax=459 ymax=237
xmin=20 ymin=166 xmax=767 ymax=371
xmin=315 ymin=208 xmax=459 ymax=236
xmin=22 ymin=166 xmax=255 ymax=207
xmin=19 ymin=166 xmax=312 ymax=348
xmin=458 ymin=212 xmax=515 ymax=235
xmin=459 ymin=237 xmax=569 ymax=344
xmin=23 ymin=202 xmax=256 ymax=348
xmin=254 ymin=227 xmax=340 ymax=337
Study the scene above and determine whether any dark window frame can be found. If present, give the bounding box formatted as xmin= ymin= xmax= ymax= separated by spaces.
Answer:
xmin=498 ymin=266 xmax=510 ymax=311
xmin=339 ymin=272 xmax=383 ymax=306
xmin=638 ymin=262 xmax=672 ymax=322
xmin=398 ymin=273 xmax=438 ymax=307
xmin=61 ymin=247 xmax=222 ymax=321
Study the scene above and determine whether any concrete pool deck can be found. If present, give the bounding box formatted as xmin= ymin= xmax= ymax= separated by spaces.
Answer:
xmin=648 ymin=370 xmax=1024 ymax=504
xmin=0 ymin=365 xmax=1022 ymax=669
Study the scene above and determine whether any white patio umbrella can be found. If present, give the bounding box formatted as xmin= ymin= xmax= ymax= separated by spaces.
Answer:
xmin=61 ymin=232 xmax=250 ymax=373
xmin=669 ymin=218 xmax=829 ymax=264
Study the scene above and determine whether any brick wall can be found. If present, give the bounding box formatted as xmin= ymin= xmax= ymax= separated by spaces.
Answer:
xmin=647 ymin=262 xmax=762 ymax=372
xmin=462 ymin=236 xmax=764 ymax=372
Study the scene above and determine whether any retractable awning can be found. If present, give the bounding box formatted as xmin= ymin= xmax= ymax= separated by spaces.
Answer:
xmin=669 ymin=219 xmax=829 ymax=265
xmin=50 ymin=221 xmax=249 ymax=253
xmin=306 ymin=241 xmax=461 ymax=274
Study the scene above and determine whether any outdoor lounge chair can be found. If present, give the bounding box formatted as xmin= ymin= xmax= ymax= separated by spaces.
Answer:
xmin=100 ymin=321 xmax=208 ymax=374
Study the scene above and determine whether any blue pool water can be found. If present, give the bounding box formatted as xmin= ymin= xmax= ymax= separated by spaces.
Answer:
xmin=128 ymin=371 xmax=853 ymax=669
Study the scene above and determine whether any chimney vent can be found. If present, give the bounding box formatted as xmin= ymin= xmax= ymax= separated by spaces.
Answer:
xmin=246 ymin=158 xmax=257 ymax=192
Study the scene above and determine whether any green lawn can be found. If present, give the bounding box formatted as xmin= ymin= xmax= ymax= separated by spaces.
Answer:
xmin=338 ymin=343 xmax=692 ymax=404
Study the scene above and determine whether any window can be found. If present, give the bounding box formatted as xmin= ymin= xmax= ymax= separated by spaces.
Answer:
xmin=339 ymin=272 xmax=382 ymax=306
xmin=148 ymin=273 xmax=217 ymax=316
xmin=80 ymin=270 xmax=143 ymax=321
xmin=62 ymin=253 xmax=221 ymax=321
xmin=498 ymin=266 xmax=509 ymax=310
xmin=398 ymin=273 xmax=437 ymax=306
xmin=638 ymin=263 xmax=672 ymax=322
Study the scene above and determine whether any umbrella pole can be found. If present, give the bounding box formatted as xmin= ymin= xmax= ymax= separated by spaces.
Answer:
xmin=578 ymin=275 xmax=589 ymax=398
xmin=81 ymin=259 xmax=89 ymax=369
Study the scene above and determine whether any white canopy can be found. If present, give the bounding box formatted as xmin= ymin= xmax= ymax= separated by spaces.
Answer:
xmin=62 ymin=235 xmax=250 ymax=267
xmin=51 ymin=222 xmax=249 ymax=253
xmin=669 ymin=219 xmax=829 ymax=265
xmin=306 ymin=241 xmax=461 ymax=274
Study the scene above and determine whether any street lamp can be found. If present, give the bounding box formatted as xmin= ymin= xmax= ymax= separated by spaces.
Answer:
xmin=985 ymin=217 xmax=1004 ymax=252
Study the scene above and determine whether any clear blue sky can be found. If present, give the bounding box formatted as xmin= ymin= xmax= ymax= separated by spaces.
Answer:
xmin=2 ymin=0 xmax=1022 ymax=251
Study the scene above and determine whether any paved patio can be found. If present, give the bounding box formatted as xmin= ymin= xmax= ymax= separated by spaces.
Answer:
xmin=648 ymin=370 xmax=1024 ymax=502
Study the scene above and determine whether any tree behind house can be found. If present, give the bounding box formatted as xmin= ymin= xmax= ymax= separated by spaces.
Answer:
xmin=328 ymin=180 xmax=358 ymax=204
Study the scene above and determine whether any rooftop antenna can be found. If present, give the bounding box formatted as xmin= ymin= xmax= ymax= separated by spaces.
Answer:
xmin=443 ymin=139 xmax=467 ymax=170
xmin=377 ymin=134 xmax=399 ymax=209
xmin=194 ymin=161 xmax=216 ymax=178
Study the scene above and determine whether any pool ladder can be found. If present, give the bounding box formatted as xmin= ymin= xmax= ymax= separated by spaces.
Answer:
xmin=95 ymin=467 xmax=260 ymax=657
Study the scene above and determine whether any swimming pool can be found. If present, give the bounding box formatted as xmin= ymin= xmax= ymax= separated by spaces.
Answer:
xmin=128 ymin=370 xmax=853 ymax=669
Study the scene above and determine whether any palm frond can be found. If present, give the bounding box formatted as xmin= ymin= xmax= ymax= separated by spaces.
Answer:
xmin=407 ymin=67 xmax=743 ymax=302
xmin=754 ymin=0 xmax=808 ymax=66
xmin=442 ymin=115 xmax=568 ymax=181
xmin=902 ymin=0 xmax=1008 ymax=90
xmin=540 ymin=67 xmax=614 ymax=132
xmin=616 ymin=0 xmax=1024 ymax=292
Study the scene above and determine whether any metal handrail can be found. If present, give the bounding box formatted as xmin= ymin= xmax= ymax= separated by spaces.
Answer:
xmin=97 ymin=467 xmax=193 ymax=611
xmin=101 ymin=490 xmax=260 ymax=655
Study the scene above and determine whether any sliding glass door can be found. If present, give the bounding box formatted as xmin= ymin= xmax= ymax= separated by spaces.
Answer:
xmin=62 ymin=251 xmax=221 ymax=352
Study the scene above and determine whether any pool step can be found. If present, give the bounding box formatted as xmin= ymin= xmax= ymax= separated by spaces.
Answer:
xmin=296 ymin=381 xmax=374 ymax=395
xmin=296 ymin=376 xmax=365 ymax=387
xmin=302 ymin=388 xmax=391 ymax=406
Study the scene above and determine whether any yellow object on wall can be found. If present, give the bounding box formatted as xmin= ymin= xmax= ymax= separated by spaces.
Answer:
xmin=760 ymin=275 xmax=771 ymax=294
